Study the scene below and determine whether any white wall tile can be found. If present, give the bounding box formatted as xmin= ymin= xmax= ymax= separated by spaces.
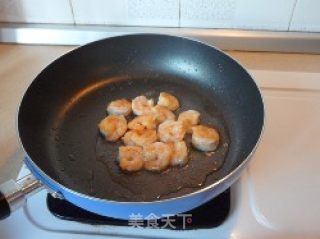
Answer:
xmin=181 ymin=0 xmax=296 ymax=30
xmin=127 ymin=0 xmax=179 ymax=27
xmin=72 ymin=0 xmax=179 ymax=27
xmin=0 ymin=0 xmax=74 ymax=24
xmin=290 ymin=0 xmax=320 ymax=32
xmin=235 ymin=0 xmax=296 ymax=30
xmin=71 ymin=0 xmax=127 ymax=25
xmin=181 ymin=0 xmax=237 ymax=28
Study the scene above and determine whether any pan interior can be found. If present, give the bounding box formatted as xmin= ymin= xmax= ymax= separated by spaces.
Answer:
xmin=18 ymin=34 xmax=264 ymax=202
xmin=39 ymin=76 xmax=230 ymax=202
xmin=90 ymin=77 xmax=229 ymax=201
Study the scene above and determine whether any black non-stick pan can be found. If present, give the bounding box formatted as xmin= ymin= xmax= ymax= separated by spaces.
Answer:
xmin=0 ymin=34 xmax=264 ymax=220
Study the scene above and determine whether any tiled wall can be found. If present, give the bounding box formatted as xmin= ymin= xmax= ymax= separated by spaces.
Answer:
xmin=0 ymin=0 xmax=319 ymax=32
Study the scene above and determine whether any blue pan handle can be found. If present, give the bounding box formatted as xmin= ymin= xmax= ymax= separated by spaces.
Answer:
xmin=0 ymin=175 xmax=43 ymax=220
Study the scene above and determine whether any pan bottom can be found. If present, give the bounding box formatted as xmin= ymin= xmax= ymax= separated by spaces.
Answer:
xmin=51 ymin=75 xmax=230 ymax=201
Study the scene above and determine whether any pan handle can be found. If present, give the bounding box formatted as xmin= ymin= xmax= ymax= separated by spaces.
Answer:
xmin=0 ymin=174 xmax=43 ymax=220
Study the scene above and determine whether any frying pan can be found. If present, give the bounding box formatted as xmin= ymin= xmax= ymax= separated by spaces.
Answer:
xmin=0 ymin=34 xmax=264 ymax=220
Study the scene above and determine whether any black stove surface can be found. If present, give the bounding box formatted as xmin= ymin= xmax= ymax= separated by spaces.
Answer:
xmin=47 ymin=189 xmax=230 ymax=230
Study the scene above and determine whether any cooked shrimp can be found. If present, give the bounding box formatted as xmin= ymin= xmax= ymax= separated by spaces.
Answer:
xmin=158 ymin=120 xmax=186 ymax=143
xmin=98 ymin=115 xmax=127 ymax=141
xmin=128 ymin=115 xmax=157 ymax=131
xmin=107 ymin=99 xmax=132 ymax=116
xmin=178 ymin=110 xmax=200 ymax=133
xmin=170 ymin=141 xmax=189 ymax=166
xmin=118 ymin=146 xmax=144 ymax=172
xmin=152 ymin=105 xmax=175 ymax=123
xmin=157 ymin=92 xmax=179 ymax=111
xmin=122 ymin=129 xmax=157 ymax=146
xmin=143 ymin=142 xmax=172 ymax=171
xmin=132 ymin=96 xmax=154 ymax=116
xmin=192 ymin=125 xmax=220 ymax=151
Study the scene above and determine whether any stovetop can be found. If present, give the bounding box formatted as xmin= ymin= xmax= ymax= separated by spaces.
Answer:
xmin=47 ymin=188 xmax=230 ymax=229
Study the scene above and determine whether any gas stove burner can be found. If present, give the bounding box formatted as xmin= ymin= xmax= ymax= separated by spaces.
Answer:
xmin=47 ymin=188 xmax=230 ymax=230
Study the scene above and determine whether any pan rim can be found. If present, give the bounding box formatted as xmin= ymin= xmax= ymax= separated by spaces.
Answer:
xmin=17 ymin=33 xmax=265 ymax=204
